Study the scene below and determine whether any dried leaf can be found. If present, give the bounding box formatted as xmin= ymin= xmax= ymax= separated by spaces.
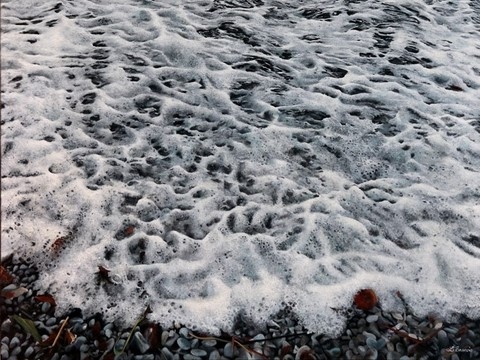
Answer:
xmin=0 ymin=266 xmax=14 ymax=285
xmin=353 ymin=288 xmax=378 ymax=311
xmin=147 ymin=323 xmax=161 ymax=349
xmin=51 ymin=236 xmax=66 ymax=254
xmin=125 ymin=225 xmax=135 ymax=236
xmin=11 ymin=315 xmax=42 ymax=342
xmin=64 ymin=329 xmax=76 ymax=344
xmin=1 ymin=286 xmax=28 ymax=299
xmin=97 ymin=266 xmax=112 ymax=283
xmin=34 ymin=294 xmax=57 ymax=307
xmin=40 ymin=332 xmax=57 ymax=348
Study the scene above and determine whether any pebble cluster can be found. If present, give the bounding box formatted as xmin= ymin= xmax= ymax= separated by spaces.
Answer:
xmin=1 ymin=256 xmax=479 ymax=360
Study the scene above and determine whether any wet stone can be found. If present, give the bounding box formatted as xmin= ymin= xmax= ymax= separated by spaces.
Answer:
xmin=437 ymin=330 xmax=448 ymax=347
xmin=191 ymin=348 xmax=207 ymax=357
xmin=131 ymin=332 xmax=150 ymax=354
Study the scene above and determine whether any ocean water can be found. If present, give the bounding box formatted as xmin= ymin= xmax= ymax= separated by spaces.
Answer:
xmin=1 ymin=0 xmax=480 ymax=335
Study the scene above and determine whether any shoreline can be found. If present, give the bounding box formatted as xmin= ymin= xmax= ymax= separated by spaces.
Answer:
xmin=1 ymin=256 xmax=479 ymax=359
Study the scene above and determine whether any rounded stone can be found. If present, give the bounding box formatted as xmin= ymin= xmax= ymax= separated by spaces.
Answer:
xmin=9 ymin=337 xmax=20 ymax=350
xmin=177 ymin=337 xmax=191 ymax=351
xmin=437 ymin=330 xmax=449 ymax=347
xmin=191 ymin=348 xmax=207 ymax=357
xmin=208 ymin=350 xmax=220 ymax=360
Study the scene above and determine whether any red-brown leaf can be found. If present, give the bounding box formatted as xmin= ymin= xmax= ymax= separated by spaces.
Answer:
xmin=147 ymin=323 xmax=161 ymax=349
xmin=64 ymin=329 xmax=76 ymax=344
xmin=125 ymin=225 xmax=135 ymax=236
xmin=353 ymin=288 xmax=378 ymax=311
xmin=0 ymin=266 xmax=14 ymax=286
xmin=51 ymin=237 xmax=66 ymax=254
xmin=34 ymin=294 xmax=57 ymax=307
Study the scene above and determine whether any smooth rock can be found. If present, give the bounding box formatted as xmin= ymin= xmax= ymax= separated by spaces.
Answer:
xmin=134 ymin=355 xmax=154 ymax=360
xmin=177 ymin=337 xmax=191 ymax=350
xmin=9 ymin=337 xmax=19 ymax=350
xmin=0 ymin=349 xmax=7 ymax=359
xmin=223 ymin=342 xmax=234 ymax=358
xmin=202 ymin=339 xmax=217 ymax=347
xmin=191 ymin=348 xmax=207 ymax=357
xmin=179 ymin=327 xmax=191 ymax=338
xmin=437 ymin=330 xmax=449 ymax=347
xmin=46 ymin=317 xmax=57 ymax=327
xmin=24 ymin=346 xmax=34 ymax=358
xmin=131 ymin=331 xmax=150 ymax=354
xmin=208 ymin=349 xmax=220 ymax=360
xmin=41 ymin=302 xmax=51 ymax=313
xmin=11 ymin=346 xmax=21 ymax=356
xmin=161 ymin=347 xmax=174 ymax=360
xmin=184 ymin=355 xmax=201 ymax=360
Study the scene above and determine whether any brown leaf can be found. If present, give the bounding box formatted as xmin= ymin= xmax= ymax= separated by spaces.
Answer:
xmin=40 ymin=332 xmax=57 ymax=347
xmin=0 ymin=266 xmax=14 ymax=286
xmin=51 ymin=237 xmax=66 ymax=254
xmin=353 ymin=288 xmax=378 ymax=311
xmin=147 ymin=323 xmax=161 ymax=349
xmin=97 ymin=266 xmax=112 ymax=283
xmin=64 ymin=329 xmax=76 ymax=345
xmin=34 ymin=294 xmax=57 ymax=307
xmin=91 ymin=319 xmax=102 ymax=338
xmin=125 ymin=225 xmax=135 ymax=236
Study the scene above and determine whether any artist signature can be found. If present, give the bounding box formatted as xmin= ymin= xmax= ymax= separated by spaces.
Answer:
xmin=446 ymin=346 xmax=473 ymax=353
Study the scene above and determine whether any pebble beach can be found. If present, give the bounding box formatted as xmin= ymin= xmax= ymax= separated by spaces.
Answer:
xmin=1 ymin=256 xmax=479 ymax=360
xmin=2 ymin=0 xmax=480 ymax=358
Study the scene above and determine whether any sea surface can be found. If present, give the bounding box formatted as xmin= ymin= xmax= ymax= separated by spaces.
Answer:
xmin=1 ymin=0 xmax=480 ymax=335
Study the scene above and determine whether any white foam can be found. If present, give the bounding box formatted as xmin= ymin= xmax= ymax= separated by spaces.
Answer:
xmin=2 ymin=0 xmax=480 ymax=335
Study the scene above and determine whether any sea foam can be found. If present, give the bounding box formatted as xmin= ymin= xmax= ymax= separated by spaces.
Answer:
xmin=1 ymin=0 xmax=480 ymax=335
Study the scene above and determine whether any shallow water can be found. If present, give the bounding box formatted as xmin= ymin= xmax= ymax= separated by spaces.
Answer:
xmin=2 ymin=0 xmax=480 ymax=335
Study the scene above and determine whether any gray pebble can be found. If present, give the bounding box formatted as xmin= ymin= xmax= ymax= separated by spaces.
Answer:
xmin=366 ymin=337 xmax=377 ymax=350
xmin=366 ymin=315 xmax=378 ymax=323
xmin=208 ymin=350 xmax=220 ymax=360
xmin=395 ymin=342 xmax=406 ymax=354
xmin=161 ymin=347 xmax=174 ymax=360
xmin=184 ymin=355 xmax=201 ymax=360
xmin=132 ymin=332 xmax=150 ymax=354
xmin=437 ymin=329 xmax=449 ymax=347
xmin=46 ymin=317 xmax=57 ymax=327
xmin=114 ymin=339 xmax=126 ymax=353
xmin=161 ymin=331 xmax=169 ymax=346
xmin=179 ymin=327 xmax=191 ymax=338
xmin=202 ymin=339 xmax=217 ymax=347
xmin=72 ymin=322 xmax=87 ymax=333
xmin=10 ymin=346 xmax=21 ymax=356
xmin=223 ymin=342 xmax=234 ymax=358
xmin=134 ymin=355 xmax=154 ymax=360
xmin=41 ymin=302 xmax=51 ymax=313
xmin=0 ymin=349 xmax=8 ymax=360
xmin=105 ymin=328 xmax=113 ymax=338
xmin=386 ymin=352 xmax=401 ymax=360
xmin=191 ymin=348 xmax=207 ymax=357
xmin=327 ymin=347 xmax=341 ymax=357
xmin=1 ymin=337 xmax=9 ymax=345
xmin=24 ymin=346 xmax=34 ymax=358
xmin=1 ymin=320 xmax=12 ymax=333
xmin=177 ymin=337 xmax=191 ymax=350
xmin=9 ymin=337 xmax=19 ymax=350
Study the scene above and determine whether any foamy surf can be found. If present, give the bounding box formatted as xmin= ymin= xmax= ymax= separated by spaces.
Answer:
xmin=1 ymin=0 xmax=480 ymax=336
